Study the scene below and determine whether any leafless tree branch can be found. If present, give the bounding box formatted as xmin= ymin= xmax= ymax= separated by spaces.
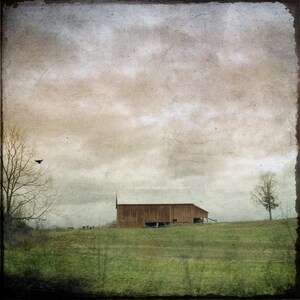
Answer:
xmin=251 ymin=172 xmax=279 ymax=220
xmin=2 ymin=125 xmax=58 ymax=225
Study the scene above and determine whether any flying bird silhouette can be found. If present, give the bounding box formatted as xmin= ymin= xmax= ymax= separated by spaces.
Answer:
xmin=35 ymin=159 xmax=43 ymax=164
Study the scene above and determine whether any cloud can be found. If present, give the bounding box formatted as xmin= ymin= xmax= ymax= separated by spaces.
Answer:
xmin=3 ymin=2 xmax=297 ymax=226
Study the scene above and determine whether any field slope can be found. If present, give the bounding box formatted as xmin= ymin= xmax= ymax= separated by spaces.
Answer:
xmin=4 ymin=218 xmax=297 ymax=297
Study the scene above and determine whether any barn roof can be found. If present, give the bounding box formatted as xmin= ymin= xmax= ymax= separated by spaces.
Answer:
xmin=117 ymin=189 xmax=194 ymax=205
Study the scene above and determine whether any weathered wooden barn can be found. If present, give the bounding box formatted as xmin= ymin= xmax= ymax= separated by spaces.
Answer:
xmin=116 ymin=189 xmax=208 ymax=228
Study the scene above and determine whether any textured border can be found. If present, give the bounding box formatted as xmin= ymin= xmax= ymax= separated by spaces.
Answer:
xmin=0 ymin=1 xmax=298 ymax=298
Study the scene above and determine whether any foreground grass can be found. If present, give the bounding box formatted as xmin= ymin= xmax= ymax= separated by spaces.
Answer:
xmin=5 ymin=218 xmax=297 ymax=297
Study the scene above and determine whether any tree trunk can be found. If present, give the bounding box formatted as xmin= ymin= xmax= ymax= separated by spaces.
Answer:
xmin=269 ymin=209 xmax=272 ymax=220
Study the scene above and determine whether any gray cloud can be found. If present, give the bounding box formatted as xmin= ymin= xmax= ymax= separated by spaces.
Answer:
xmin=3 ymin=2 xmax=297 ymax=226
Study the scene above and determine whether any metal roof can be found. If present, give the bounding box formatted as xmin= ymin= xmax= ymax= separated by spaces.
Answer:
xmin=117 ymin=189 xmax=194 ymax=205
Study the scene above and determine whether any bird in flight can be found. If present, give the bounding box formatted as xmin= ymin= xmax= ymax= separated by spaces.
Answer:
xmin=35 ymin=159 xmax=43 ymax=164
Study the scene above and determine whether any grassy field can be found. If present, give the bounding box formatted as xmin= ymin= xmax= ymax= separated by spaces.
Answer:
xmin=4 ymin=218 xmax=297 ymax=297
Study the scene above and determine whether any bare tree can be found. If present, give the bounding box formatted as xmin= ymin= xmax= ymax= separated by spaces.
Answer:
xmin=251 ymin=172 xmax=279 ymax=220
xmin=1 ymin=125 xmax=57 ymax=227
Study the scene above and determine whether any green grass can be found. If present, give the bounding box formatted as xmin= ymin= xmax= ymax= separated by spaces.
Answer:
xmin=4 ymin=218 xmax=297 ymax=297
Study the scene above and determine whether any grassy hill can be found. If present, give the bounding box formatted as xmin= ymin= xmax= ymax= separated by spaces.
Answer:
xmin=4 ymin=218 xmax=297 ymax=297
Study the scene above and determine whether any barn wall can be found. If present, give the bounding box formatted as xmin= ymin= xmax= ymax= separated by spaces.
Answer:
xmin=193 ymin=206 xmax=208 ymax=219
xmin=117 ymin=204 xmax=208 ymax=227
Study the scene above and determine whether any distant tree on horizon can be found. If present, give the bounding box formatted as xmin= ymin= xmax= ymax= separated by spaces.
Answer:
xmin=251 ymin=172 xmax=279 ymax=220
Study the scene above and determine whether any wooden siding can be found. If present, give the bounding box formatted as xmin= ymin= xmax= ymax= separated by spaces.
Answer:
xmin=117 ymin=204 xmax=208 ymax=228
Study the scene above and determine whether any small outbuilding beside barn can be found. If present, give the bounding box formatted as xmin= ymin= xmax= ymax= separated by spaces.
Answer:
xmin=116 ymin=189 xmax=208 ymax=228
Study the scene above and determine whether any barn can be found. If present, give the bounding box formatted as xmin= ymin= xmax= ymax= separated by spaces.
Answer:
xmin=116 ymin=189 xmax=208 ymax=228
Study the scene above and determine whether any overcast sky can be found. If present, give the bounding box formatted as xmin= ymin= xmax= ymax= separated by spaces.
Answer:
xmin=3 ymin=2 xmax=298 ymax=227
